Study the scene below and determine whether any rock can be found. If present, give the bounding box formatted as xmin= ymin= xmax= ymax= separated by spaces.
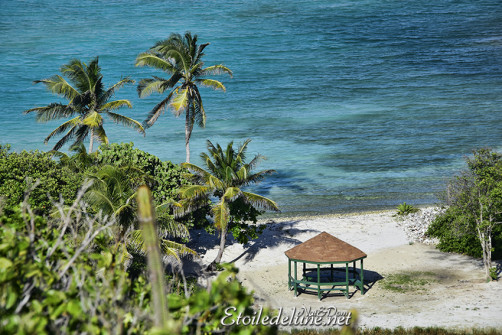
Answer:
xmin=396 ymin=207 xmax=445 ymax=244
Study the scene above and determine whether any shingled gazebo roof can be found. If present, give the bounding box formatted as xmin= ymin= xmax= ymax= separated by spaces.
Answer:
xmin=285 ymin=232 xmax=367 ymax=263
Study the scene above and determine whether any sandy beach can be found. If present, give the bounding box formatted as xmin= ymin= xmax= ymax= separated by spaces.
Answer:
xmin=188 ymin=209 xmax=502 ymax=330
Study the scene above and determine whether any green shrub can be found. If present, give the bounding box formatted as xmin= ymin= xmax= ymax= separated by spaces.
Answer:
xmin=426 ymin=207 xmax=485 ymax=257
xmin=489 ymin=267 xmax=498 ymax=281
xmin=0 ymin=184 xmax=270 ymax=334
xmin=95 ymin=143 xmax=211 ymax=230
xmin=426 ymin=149 xmax=502 ymax=261
xmin=0 ymin=145 xmax=82 ymax=216
xmin=0 ymin=188 xmax=149 ymax=334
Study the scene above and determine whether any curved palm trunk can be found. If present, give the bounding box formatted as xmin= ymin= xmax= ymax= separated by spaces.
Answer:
xmin=184 ymin=105 xmax=193 ymax=163
xmin=213 ymin=225 xmax=228 ymax=265
xmin=89 ymin=128 xmax=94 ymax=154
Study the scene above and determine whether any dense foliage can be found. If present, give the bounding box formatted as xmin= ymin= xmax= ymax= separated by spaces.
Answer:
xmin=0 ymin=142 xmax=192 ymax=217
xmin=427 ymin=149 xmax=502 ymax=279
xmin=0 ymin=145 xmax=82 ymax=215
xmin=0 ymin=186 xmax=274 ymax=334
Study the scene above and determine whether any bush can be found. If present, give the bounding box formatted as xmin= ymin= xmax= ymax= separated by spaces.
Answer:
xmin=426 ymin=148 xmax=502 ymax=270
xmin=426 ymin=207 xmax=484 ymax=257
xmin=0 ymin=145 xmax=82 ymax=215
xmin=0 ymin=187 xmax=150 ymax=334
xmin=95 ymin=143 xmax=210 ymax=230
xmin=0 ymin=186 xmax=273 ymax=334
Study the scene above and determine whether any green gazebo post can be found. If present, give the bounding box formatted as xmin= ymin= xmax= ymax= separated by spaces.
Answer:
xmin=285 ymin=232 xmax=367 ymax=300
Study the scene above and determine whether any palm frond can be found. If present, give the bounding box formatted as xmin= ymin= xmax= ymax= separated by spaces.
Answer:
xmin=61 ymin=58 xmax=95 ymax=93
xmin=212 ymin=200 xmax=230 ymax=231
xmin=169 ymin=87 xmax=189 ymax=113
xmin=181 ymin=162 xmax=212 ymax=179
xmin=94 ymin=126 xmax=109 ymax=145
xmin=102 ymin=99 xmax=132 ymax=111
xmin=223 ymin=187 xmax=242 ymax=202
xmin=191 ymin=86 xmax=206 ymax=128
xmin=195 ymin=42 xmax=209 ymax=64
xmin=241 ymin=192 xmax=279 ymax=212
xmin=135 ymin=52 xmax=177 ymax=73
xmin=179 ymin=184 xmax=212 ymax=200
xmin=194 ymin=78 xmax=226 ymax=91
xmin=137 ymin=78 xmax=167 ymax=98
xmin=207 ymin=175 xmax=225 ymax=190
xmin=172 ymin=196 xmax=209 ymax=218
xmin=72 ymin=124 xmax=90 ymax=148
xmin=52 ymin=124 xmax=81 ymax=151
xmin=24 ymin=103 xmax=76 ymax=122
xmin=156 ymin=218 xmax=191 ymax=240
xmin=106 ymin=111 xmax=145 ymax=135
xmin=161 ymin=240 xmax=197 ymax=260
xmin=143 ymin=89 xmax=175 ymax=128
xmin=235 ymin=139 xmax=251 ymax=164
xmin=245 ymin=152 xmax=265 ymax=171
xmin=129 ymin=230 xmax=197 ymax=262
xmin=99 ymin=77 xmax=134 ymax=105
xmin=43 ymin=116 xmax=81 ymax=144
xmin=83 ymin=111 xmax=103 ymax=127
xmin=244 ymin=169 xmax=276 ymax=185
xmin=34 ymin=75 xmax=80 ymax=101
xmin=154 ymin=43 xmax=189 ymax=74
xmin=85 ymin=187 xmax=116 ymax=214
xmin=201 ymin=65 xmax=233 ymax=78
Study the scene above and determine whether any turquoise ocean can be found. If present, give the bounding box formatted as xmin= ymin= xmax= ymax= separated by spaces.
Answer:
xmin=1 ymin=0 xmax=502 ymax=214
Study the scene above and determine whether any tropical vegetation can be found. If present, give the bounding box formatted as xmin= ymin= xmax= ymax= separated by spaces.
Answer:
xmin=178 ymin=139 xmax=279 ymax=266
xmin=0 ymin=184 xmax=275 ymax=334
xmin=24 ymin=57 xmax=144 ymax=153
xmin=427 ymin=148 xmax=502 ymax=281
xmin=13 ymin=29 xmax=502 ymax=334
xmin=136 ymin=32 xmax=232 ymax=162
xmin=395 ymin=202 xmax=419 ymax=216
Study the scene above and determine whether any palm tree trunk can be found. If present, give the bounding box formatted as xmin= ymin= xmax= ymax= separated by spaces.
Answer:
xmin=89 ymin=128 xmax=94 ymax=154
xmin=185 ymin=106 xmax=192 ymax=163
xmin=213 ymin=225 xmax=228 ymax=265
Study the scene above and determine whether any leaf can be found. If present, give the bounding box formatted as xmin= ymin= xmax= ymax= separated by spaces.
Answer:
xmin=6 ymin=291 xmax=17 ymax=309
xmin=169 ymin=88 xmax=189 ymax=112
xmin=83 ymin=111 xmax=103 ymax=127
xmin=66 ymin=299 xmax=83 ymax=317
xmin=0 ymin=257 xmax=13 ymax=269
xmin=195 ymin=79 xmax=226 ymax=91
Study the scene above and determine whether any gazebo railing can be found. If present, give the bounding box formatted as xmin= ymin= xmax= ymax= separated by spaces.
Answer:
xmin=287 ymin=258 xmax=365 ymax=300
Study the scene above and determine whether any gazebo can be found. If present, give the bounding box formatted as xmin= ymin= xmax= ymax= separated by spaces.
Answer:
xmin=285 ymin=232 xmax=367 ymax=300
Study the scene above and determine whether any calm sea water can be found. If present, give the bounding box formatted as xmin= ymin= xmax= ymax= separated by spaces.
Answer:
xmin=1 ymin=0 xmax=502 ymax=214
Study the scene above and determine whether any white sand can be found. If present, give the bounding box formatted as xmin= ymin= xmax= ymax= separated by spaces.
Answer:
xmin=191 ymin=210 xmax=502 ymax=330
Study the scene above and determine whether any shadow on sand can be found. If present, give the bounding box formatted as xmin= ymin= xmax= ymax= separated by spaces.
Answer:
xmin=182 ymin=219 xmax=319 ymax=276
xmin=289 ymin=267 xmax=383 ymax=300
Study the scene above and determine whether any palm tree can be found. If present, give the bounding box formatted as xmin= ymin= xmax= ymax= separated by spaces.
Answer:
xmin=135 ymin=32 xmax=232 ymax=163
xmin=24 ymin=57 xmax=145 ymax=153
xmin=178 ymin=139 xmax=279 ymax=265
xmin=85 ymin=165 xmax=196 ymax=262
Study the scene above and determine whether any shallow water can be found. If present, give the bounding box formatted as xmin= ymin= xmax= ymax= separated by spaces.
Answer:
xmin=1 ymin=0 xmax=502 ymax=214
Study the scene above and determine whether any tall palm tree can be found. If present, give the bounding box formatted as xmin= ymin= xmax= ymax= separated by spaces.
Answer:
xmin=135 ymin=32 xmax=232 ymax=163
xmin=24 ymin=57 xmax=145 ymax=153
xmin=178 ymin=139 xmax=279 ymax=265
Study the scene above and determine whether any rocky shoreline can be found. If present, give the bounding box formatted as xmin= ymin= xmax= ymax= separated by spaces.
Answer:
xmin=396 ymin=207 xmax=445 ymax=244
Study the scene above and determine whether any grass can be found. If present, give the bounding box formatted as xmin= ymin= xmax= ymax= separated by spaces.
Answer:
xmin=380 ymin=272 xmax=437 ymax=293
